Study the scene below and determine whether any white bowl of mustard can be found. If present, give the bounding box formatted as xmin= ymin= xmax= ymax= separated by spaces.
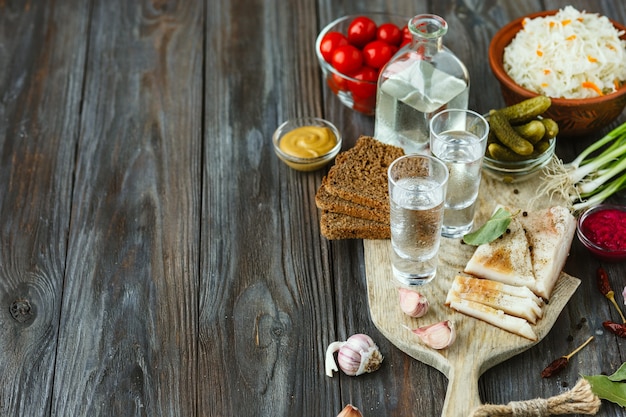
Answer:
xmin=272 ymin=117 xmax=342 ymax=171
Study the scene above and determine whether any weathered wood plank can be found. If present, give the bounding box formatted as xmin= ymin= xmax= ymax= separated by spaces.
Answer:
xmin=198 ymin=0 xmax=341 ymax=415
xmin=50 ymin=1 xmax=203 ymax=416
xmin=0 ymin=0 xmax=625 ymax=416
xmin=0 ymin=1 xmax=88 ymax=416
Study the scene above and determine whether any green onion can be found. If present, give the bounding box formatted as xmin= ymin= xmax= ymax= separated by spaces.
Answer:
xmin=539 ymin=121 xmax=626 ymax=212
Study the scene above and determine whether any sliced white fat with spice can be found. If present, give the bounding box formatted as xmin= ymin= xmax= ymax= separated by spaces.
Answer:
xmin=447 ymin=295 xmax=537 ymax=341
xmin=464 ymin=211 xmax=537 ymax=291
xmin=448 ymin=275 xmax=543 ymax=323
xmin=452 ymin=275 xmax=544 ymax=309
xmin=519 ymin=206 xmax=576 ymax=300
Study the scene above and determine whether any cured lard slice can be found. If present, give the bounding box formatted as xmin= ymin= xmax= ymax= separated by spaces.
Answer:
xmin=448 ymin=275 xmax=543 ymax=323
xmin=451 ymin=275 xmax=544 ymax=308
xmin=448 ymin=205 xmax=575 ymax=339
xmin=463 ymin=211 xmax=537 ymax=290
xmin=446 ymin=294 xmax=538 ymax=341
xmin=519 ymin=206 xmax=576 ymax=300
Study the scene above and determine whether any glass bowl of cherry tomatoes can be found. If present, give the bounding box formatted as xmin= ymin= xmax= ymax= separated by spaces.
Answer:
xmin=316 ymin=13 xmax=411 ymax=115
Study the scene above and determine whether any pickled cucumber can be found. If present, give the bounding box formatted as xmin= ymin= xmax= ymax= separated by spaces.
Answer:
xmin=513 ymin=120 xmax=546 ymax=144
xmin=541 ymin=118 xmax=559 ymax=140
xmin=497 ymin=96 xmax=552 ymax=124
xmin=489 ymin=111 xmax=534 ymax=156
xmin=485 ymin=95 xmax=558 ymax=163
xmin=533 ymin=139 xmax=551 ymax=155
xmin=487 ymin=142 xmax=529 ymax=162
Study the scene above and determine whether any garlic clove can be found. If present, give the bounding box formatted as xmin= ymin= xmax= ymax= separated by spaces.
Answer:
xmin=398 ymin=288 xmax=429 ymax=317
xmin=325 ymin=333 xmax=383 ymax=377
xmin=325 ymin=341 xmax=344 ymax=377
xmin=336 ymin=404 xmax=363 ymax=417
xmin=410 ymin=320 xmax=456 ymax=350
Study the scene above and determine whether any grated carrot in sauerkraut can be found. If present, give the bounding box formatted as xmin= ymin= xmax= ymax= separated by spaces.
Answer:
xmin=503 ymin=6 xmax=626 ymax=99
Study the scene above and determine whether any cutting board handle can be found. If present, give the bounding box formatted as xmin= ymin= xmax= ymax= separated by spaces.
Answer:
xmin=441 ymin=360 xmax=481 ymax=417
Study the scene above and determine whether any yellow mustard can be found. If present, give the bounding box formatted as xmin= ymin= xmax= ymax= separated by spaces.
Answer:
xmin=279 ymin=126 xmax=337 ymax=159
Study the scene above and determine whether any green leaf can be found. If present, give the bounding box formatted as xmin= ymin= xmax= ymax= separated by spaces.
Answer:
xmin=584 ymin=362 xmax=626 ymax=407
xmin=584 ymin=374 xmax=626 ymax=407
xmin=462 ymin=208 xmax=512 ymax=246
xmin=608 ymin=362 xmax=626 ymax=382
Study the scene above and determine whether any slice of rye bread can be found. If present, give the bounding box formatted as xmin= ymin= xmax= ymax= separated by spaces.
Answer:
xmin=315 ymin=179 xmax=390 ymax=224
xmin=320 ymin=211 xmax=390 ymax=240
xmin=324 ymin=135 xmax=404 ymax=210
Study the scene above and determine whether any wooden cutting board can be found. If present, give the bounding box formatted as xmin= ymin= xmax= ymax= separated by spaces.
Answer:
xmin=364 ymin=172 xmax=581 ymax=417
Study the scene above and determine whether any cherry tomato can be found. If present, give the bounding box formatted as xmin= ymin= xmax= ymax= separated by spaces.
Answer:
xmin=402 ymin=25 xmax=412 ymax=43
xmin=362 ymin=40 xmax=398 ymax=69
xmin=398 ymin=25 xmax=412 ymax=49
xmin=331 ymin=44 xmax=363 ymax=75
xmin=352 ymin=94 xmax=376 ymax=115
xmin=347 ymin=16 xmax=377 ymax=48
xmin=376 ymin=23 xmax=402 ymax=45
xmin=347 ymin=66 xmax=378 ymax=99
xmin=319 ymin=31 xmax=349 ymax=62
xmin=327 ymin=72 xmax=348 ymax=94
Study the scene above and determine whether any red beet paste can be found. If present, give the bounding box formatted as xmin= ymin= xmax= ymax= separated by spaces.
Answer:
xmin=582 ymin=208 xmax=626 ymax=251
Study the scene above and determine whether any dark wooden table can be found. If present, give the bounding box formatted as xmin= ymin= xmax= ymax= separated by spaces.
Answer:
xmin=1 ymin=0 xmax=625 ymax=416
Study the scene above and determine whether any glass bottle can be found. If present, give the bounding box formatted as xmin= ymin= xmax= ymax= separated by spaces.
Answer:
xmin=374 ymin=14 xmax=470 ymax=154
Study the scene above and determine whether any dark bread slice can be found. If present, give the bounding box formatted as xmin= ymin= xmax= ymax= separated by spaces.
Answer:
xmin=324 ymin=136 xmax=404 ymax=209
xmin=315 ymin=178 xmax=390 ymax=224
xmin=320 ymin=211 xmax=390 ymax=240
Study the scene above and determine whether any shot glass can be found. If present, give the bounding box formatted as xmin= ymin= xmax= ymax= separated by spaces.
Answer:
xmin=429 ymin=109 xmax=489 ymax=238
xmin=388 ymin=154 xmax=449 ymax=285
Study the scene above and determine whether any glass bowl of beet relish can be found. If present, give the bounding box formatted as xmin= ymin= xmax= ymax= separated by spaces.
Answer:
xmin=576 ymin=204 xmax=626 ymax=262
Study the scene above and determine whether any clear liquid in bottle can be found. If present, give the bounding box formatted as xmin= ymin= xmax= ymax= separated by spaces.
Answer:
xmin=374 ymin=15 xmax=470 ymax=154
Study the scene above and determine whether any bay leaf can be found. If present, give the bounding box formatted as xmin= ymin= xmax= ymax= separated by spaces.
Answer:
xmin=608 ymin=362 xmax=626 ymax=382
xmin=584 ymin=362 xmax=626 ymax=407
xmin=584 ymin=374 xmax=626 ymax=407
xmin=462 ymin=208 xmax=512 ymax=246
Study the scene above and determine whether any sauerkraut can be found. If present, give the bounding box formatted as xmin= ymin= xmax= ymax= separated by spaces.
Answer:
xmin=503 ymin=6 xmax=626 ymax=99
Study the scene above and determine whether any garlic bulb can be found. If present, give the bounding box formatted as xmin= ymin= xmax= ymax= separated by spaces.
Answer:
xmin=410 ymin=320 xmax=456 ymax=350
xmin=398 ymin=288 xmax=429 ymax=317
xmin=336 ymin=404 xmax=363 ymax=417
xmin=325 ymin=333 xmax=383 ymax=377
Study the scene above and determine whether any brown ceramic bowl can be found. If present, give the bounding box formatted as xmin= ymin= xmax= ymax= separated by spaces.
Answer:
xmin=489 ymin=10 xmax=626 ymax=137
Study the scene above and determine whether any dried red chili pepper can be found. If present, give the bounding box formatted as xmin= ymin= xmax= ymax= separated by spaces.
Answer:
xmin=540 ymin=336 xmax=594 ymax=378
xmin=597 ymin=267 xmax=626 ymax=323
xmin=541 ymin=357 xmax=569 ymax=378
xmin=603 ymin=321 xmax=626 ymax=338
xmin=597 ymin=267 xmax=612 ymax=296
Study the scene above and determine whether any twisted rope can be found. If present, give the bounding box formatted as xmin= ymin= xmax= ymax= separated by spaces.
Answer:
xmin=470 ymin=379 xmax=601 ymax=417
